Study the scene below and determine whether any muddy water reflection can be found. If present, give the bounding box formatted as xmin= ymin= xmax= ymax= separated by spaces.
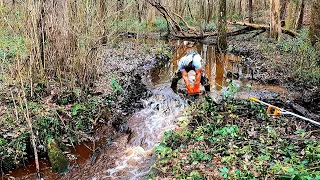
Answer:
xmin=148 ymin=40 xmax=251 ymax=92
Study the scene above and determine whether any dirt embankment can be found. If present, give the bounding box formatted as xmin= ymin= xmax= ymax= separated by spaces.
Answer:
xmin=228 ymin=32 xmax=319 ymax=120
xmin=6 ymin=40 xmax=169 ymax=180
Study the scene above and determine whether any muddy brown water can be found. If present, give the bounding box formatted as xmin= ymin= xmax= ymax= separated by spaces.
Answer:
xmin=8 ymin=40 xmax=288 ymax=180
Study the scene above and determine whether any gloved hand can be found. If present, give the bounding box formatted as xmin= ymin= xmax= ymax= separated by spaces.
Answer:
xmin=193 ymin=83 xmax=201 ymax=94
xmin=186 ymin=84 xmax=194 ymax=94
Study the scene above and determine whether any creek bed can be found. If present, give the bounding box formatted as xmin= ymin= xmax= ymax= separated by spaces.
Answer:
xmin=9 ymin=40 xmax=291 ymax=180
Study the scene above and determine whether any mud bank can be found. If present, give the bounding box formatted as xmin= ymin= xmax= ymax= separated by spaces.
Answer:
xmin=7 ymin=40 xmax=170 ymax=180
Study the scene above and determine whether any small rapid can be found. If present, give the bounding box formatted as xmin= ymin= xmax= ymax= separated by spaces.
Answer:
xmin=103 ymin=85 xmax=187 ymax=180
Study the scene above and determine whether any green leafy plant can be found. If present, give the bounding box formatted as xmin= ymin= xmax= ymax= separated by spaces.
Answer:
xmin=110 ymin=76 xmax=124 ymax=95
xmin=222 ymin=79 xmax=240 ymax=100
xmin=219 ymin=167 xmax=230 ymax=179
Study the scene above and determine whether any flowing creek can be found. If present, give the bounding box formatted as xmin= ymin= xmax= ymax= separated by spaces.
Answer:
xmin=9 ymin=40 xmax=288 ymax=179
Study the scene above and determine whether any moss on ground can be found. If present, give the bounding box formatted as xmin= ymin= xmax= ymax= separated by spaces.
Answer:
xmin=47 ymin=140 xmax=69 ymax=173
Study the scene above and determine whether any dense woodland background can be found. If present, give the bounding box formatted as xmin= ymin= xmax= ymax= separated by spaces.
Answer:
xmin=0 ymin=0 xmax=319 ymax=88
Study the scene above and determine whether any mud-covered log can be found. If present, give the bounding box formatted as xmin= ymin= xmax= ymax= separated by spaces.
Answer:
xmin=230 ymin=21 xmax=300 ymax=37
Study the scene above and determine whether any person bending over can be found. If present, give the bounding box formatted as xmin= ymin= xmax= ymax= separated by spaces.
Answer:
xmin=171 ymin=42 xmax=210 ymax=95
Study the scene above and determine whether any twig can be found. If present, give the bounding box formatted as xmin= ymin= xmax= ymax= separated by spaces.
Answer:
xmin=17 ymin=58 xmax=41 ymax=179
xmin=10 ymin=91 xmax=19 ymax=122
xmin=305 ymin=129 xmax=320 ymax=138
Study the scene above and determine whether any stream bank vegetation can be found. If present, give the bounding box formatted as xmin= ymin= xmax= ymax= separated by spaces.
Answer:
xmin=151 ymin=82 xmax=320 ymax=179
xmin=0 ymin=0 xmax=319 ymax=178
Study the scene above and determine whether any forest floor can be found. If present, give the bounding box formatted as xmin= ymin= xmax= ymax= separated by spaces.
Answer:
xmin=1 ymin=29 xmax=319 ymax=179
xmin=150 ymin=30 xmax=319 ymax=179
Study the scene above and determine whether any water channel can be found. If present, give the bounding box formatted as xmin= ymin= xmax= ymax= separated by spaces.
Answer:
xmin=9 ymin=40 xmax=287 ymax=180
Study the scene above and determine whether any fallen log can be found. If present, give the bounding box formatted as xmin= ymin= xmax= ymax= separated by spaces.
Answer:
xmin=230 ymin=21 xmax=300 ymax=37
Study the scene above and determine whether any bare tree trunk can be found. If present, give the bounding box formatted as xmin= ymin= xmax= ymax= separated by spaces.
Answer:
xmin=38 ymin=0 xmax=46 ymax=70
xmin=117 ymin=0 xmax=124 ymax=20
xmin=296 ymin=0 xmax=305 ymax=29
xmin=187 ymin=0 xmax=193 ymax=19
xmin=136 ymin=0 xmax=147 ymax=22
xmin=239 ymin=0 xmax=243 ymax=16
xmin=207 ymin=0 xmax=213 ymax=23
xmin=218 ymin=0 xmax=227 ymax=51
xmin=285 ymin=0 xmax=293 ymax=29
xmin=270 ymin=0 xmax=281 ymax=40
xmin=309 ymin=0 xmax=320 ymax=46
xmin=248 ymin=0 xmax=254 ymax=23
xmin=280 ymin=0 xmax=288 ymax=20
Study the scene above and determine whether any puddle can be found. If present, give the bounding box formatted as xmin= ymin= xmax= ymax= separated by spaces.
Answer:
xmin=8 ymin=138 xmax=107 ymax=179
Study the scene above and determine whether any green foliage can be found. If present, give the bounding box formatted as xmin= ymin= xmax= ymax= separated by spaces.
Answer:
xmin=219 ymin=167 xmax=230 ymax=179
xmin=106 ymin=17 xmax=147 ymax=33
xmin=70 ymin=97 xmax=99 ymax=132
xmin=155 ymin=41 xmax=172 ymax=58
xmin=34 ymin=116 xmax=61 ymax=146
xmin=154 ymin=17 xmax=168 ymax=32
xmin=214 ymin=124 xmax=239 ymax=137
xmin=110 ymin=76 xmax=124 ymax=95
xmin=152 ymin=97 xmax=320 ymax=179
xmin=276 ymin=29 xmax=320 ymax=85
xmin=0 ymin=31 xmax=26 ymax=62
xmin=202 ymin=23 xmax=216 ymax=32
xmin=231 ymin=13 xmax=244 ymax=21
xmin=187 ymin=171 xmax=204 ymax=180
xmin=222 ymin=79 xmax=240 ymax=100
xmin=189 ymin=150 xmax=212 ymax=163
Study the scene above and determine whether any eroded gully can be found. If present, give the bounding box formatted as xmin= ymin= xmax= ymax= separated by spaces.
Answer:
xmin=11 ymin=40 xmax=289 ymax=180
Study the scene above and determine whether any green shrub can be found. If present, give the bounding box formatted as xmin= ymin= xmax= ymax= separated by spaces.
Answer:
xmin=155 ymin=17 xmax=168 ymax=32
xmin=276 ymin=29 xmax=320 ymax=85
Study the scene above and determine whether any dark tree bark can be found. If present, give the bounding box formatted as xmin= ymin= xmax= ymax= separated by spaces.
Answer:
xmin=239 ymin=0 xmax=242 ymax=16
xmin=280 ymin=0 xmax=288 ymax=20
xmin=207 ymin=0 xmax=213 ymax=23
xmin=296 ymin=0 xmax=305 ymax=30
xmin=218 ymin=0 xmax=227 ymax=51
xmin=248 ymin=0 xmax=254 ymax=23
xmin=309 ymin=0 xmax=320 ymax=46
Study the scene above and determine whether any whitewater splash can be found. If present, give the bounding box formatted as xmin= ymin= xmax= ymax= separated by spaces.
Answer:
xmin=102 ymin=85 xmax=187 ymax=180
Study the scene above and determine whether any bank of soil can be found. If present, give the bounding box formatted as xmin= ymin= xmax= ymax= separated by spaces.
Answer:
xmin=228 ymin=31 xmax=319 ymax=119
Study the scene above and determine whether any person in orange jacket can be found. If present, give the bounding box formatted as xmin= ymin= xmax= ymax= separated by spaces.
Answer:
xmin=171 ymin=41 xmax=210 ymax=95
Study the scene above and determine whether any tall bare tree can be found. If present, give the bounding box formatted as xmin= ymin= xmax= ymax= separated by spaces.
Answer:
xmin=296 ymin=0 xmax=305 ymax=29
xmin=248 ymin=0 xmax=254 ymax=23
xmin=218 ymin=0 xmax=227 ymax=51
xmin=270 ymin=0 xmax=281 ymax=40
xmin=280 ymin=0 xmax=288 ymax=20
xmin=207 ymin=0 xmax=214 ymax=23
xmin=309 ymin=0 xmax=320 ymax=46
